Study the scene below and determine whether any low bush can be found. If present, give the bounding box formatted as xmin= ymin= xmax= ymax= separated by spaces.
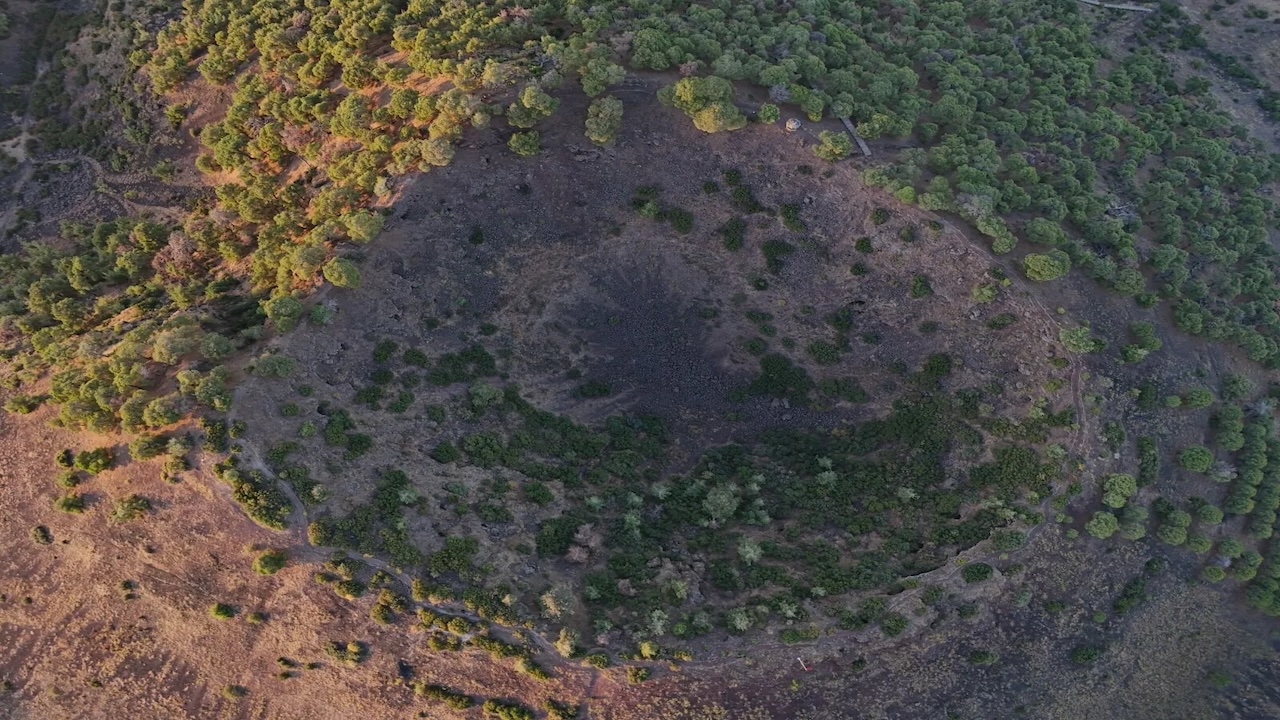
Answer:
xmin=109 ymin=494 xmax=151 ymax=522
xmin=253 ymin=549 xmax=288 ymax=575
xmin=209 ymin=603 xmax=237 ymax=619
xmin=961 ymin=563 xmax=993 ymax=583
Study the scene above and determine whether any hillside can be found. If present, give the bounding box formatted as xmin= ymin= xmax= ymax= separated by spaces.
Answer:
xmin=2 ymin=0 xmax=1280 ymax=718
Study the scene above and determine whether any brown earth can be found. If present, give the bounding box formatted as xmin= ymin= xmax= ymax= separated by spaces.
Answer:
xmin=2 ymin=26 xmax=1280 ymax=720
xmin=232 ymin=77 xmax=1085 ymax=644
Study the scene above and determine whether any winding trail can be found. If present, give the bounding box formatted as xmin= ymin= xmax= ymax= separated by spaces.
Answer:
xmin=1076 ymin=0 xmax=1155 ymax=11
xmin=220 ymin=202 xmax=1095 ymax=678
xmin=225 ymin=406 xmax=567 ymax=663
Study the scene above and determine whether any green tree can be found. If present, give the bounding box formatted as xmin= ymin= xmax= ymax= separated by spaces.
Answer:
xmin=757 ymin=103 xmax=780 ymax=124
xmin=580 ymin=58 xmax=625 ymax=96
xmin=264 ymin=295 xmax=304 ymax=332
xmin=991 ymin=530 xmax=1025 ymax=551
xmin=342 ymin=211 xmax=385 ymax=243
xmin=142 ymin=393 xmax=186 ymax=427
xmin=1101 ymin=474 xmax=1137 ymax=508
xmin=323 ymin=258 xmax=361 ymax=288
xmin=1024 ymin=217 xmax=1067 ymax=246
xmin=1059 ymin=326 xmax=1101 ymax=353
xmin=1023 ymin=250 xmax=1071 ymax=281
xmin=200 ymin=332 xmax=234 ymax=361
xmin=585 ymin=96 xmax=623 ymax=145
xmin=151 ymin=325 xmax=202 ymax=365
xmin=1179 ymin=446 xmax=1214 ymax=473
xmin=508 ymin=131 xmax=541 ymax=157
xmin=1183 ymin=387 xmax=1215 ymax=409
xmin=961 ymin=563 xmax=993 ymax=583
xmin=1085 ymin=511 xmax=1119 ymax=539
xmin=1221 ymin=373 xmax=1253 ymax=402
xmin=507 ymin=86 xmax=559 ymax=128
xmin=1156 ymin=523 xmax=1187 ymax=546
xmin=330 ymin=94 xmax=372 ymax=139
xmin=813 ymin=131 xmax=853 ymax=162
xmin=1198 ymin=504 xmax=1224 ymax=524
xmin=1202 ymin=566 xmax=1226 ymax=582
xmin=658 ymin=76 xmax=746 ymax=133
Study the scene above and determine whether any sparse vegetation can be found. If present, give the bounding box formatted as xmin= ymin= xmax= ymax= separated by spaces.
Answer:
xmin=3 ymin=0 xmax=1280 ymax=715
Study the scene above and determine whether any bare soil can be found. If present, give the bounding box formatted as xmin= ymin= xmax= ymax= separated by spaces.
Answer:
xmin=232 ymin=78 xmax=1085 ymax=644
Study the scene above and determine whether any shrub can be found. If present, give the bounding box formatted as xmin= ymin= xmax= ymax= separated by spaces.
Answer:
xmin=971 ymin=283 xmax=997 ymax=303
xmin=1221 ymin=373 xmax=1252 ymax=401
xmin=668 ymin=208 xmax=694 ymax=233
xmin=209 ymin=603 xmax=237 ymax=619
xmin=143 ymin=393 xmax=187 ymax=427
xmin=626 ymin=667 xmax=651 ymax=684
xmin=483 ymin=699 xmax=536 ymax=720
xmin=4 ymin=394 xmax=44 ymax=413
xmin=961 ymin=563 xmax=993 ymax=583
xmin=109 ymin=495 xmax=151 ymax=522
xmin=1071 ymin=645 xmax=1102 ymax=664
xmin=74 ymin=448 xmax=113 ymax=474
xmin=987 ymin=313 xmax=1017 ymax=330
xmin=431 ymin=442 xmax=461 ymax=463
xmin=1183 ymin=387 xmax=1215 ymax=408
xmin=415 ymin=683 xmax=473 ymax=709
xmin=1059 ymin=326 xmax=1101 ymax=353
xmin=969 ymin=650 xmax=998 ymax=665
xmin=806 ymin=340 xmax=840 ymax=365
xmin=129 ymin=434 xmax=167 ymax=460
xmin=909 ymin=275 xmax=933 ymax=298
xmin=53 ymin=492 xmax=86 ymax=514
xmin=200 ymin=332 xmax=234 ymax=360
xmin=991 ymin=530 xmax=1025 ymax=551
xmin=253 ymin=354 xmax=295 ymax=378
xmin=749 ymin=354 xmax=813 ymax=402
xmin=324 ymin=640 xmax=368 ymax=665
xmin=253 ymin=549 xmax=288 ymax=575
xmin=880 ymin=612 xmax=909 ymax=636
xmin=757 ymin=103 xmax=780 ymax=124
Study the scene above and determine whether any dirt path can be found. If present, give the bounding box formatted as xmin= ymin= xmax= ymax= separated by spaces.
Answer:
xmin=0 ymin=58 xmax=49 ymax=238
xmin=1077 ymin=0 xmax=1154 ymax=11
